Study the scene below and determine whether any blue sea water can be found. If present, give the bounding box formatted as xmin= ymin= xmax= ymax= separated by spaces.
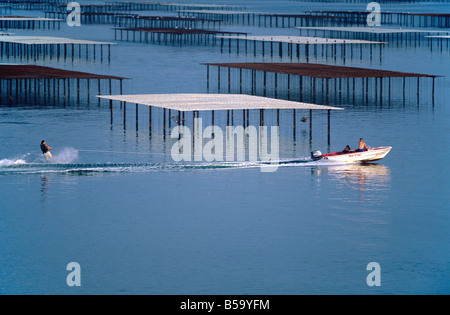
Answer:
xmin=0 ymin=0 xmax=449 ymax=295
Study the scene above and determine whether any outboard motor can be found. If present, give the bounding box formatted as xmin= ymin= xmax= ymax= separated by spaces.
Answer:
xmin=311 ymin=150 xmax=323 ymax=161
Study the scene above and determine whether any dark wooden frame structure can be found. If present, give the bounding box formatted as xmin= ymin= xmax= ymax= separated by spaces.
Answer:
xmin=204 ymin=63 xmax=441 ymax=105
xmin=113 ymin=27 xmax=247 ymax=46
xmin=0 ymin=65 xmax=127 ymax=106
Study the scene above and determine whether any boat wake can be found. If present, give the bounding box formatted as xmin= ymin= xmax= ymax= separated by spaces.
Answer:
xmin=0 ymin=161 xmax=253 ymax=175
xmin=0 ymin=156 xmax=352 ymax=176
xmin=0 ymin=158 xmax=27 ymax=167
xmin=1 ymin=148 xmax=79 ymax=164
xmin=0 ymin=147 xmax=359 ymax=175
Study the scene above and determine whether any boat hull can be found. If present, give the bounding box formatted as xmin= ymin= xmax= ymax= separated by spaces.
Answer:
xmin=323 ymin=147 xmax=392 ymax=163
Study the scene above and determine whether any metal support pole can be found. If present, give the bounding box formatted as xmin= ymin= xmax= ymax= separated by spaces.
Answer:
xmin=327 ymin=110 xmax=331 ymax=146
xmin=136 ymin=103 xmax=139 ymax=131
xmin=110 ymin=99 xmax=113 ymax=124
xmin=123 ymin=101 xmax=127 ymax=127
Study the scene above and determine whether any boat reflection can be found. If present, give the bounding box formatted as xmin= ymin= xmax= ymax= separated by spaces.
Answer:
xmin=313 ymin=163 xmax=392 ymax=229
xmin=327 ymin=163 xmax=391 ymax=192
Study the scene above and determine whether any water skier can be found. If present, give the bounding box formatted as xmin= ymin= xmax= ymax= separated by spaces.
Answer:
xmin=41 ymin=140 xmax=54 ymax=159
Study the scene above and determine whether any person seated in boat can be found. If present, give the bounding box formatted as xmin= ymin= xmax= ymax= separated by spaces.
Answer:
xmin=342 ymin=145 xmax=352 ymax=154
xmin=40 ymin=140 xmax=53 ymax=160
xmin=356 ymin=138 xmax=369 ymax=152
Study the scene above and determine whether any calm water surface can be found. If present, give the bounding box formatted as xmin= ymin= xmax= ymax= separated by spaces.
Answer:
xmin=0 ymin=0 xmax=449 ymax=294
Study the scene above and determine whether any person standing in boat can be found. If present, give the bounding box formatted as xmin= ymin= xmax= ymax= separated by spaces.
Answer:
xmin=356 ymin=138 xmax=369 ymax=152
xmin=40 ymin=140 xmax=54 ymax=160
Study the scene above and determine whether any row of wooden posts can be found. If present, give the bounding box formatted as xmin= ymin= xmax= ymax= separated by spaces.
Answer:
xmin=207 ymin=66 xmax=437 ymax=106
xmin=107 ymin=99 xmax=331 ymax=145
xmin=0 ymin=42 xmax=112 ymax=62
xmin=0 ymin=78 xmax=122 ymax=106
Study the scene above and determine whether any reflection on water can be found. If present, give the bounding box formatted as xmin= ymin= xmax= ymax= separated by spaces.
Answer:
xmin=40 ymin=175 xmax=51 ymax=202
xmin=322 ymin=163 xmax=391 ymax=205
xmin=306 ymin=163 xmax=393 ymax=233
xmin=328 ymin=163 xmax=391 ymax=191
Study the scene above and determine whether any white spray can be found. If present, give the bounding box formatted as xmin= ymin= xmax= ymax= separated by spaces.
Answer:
xmin=51 ymin=148 xmax=79 ymax=164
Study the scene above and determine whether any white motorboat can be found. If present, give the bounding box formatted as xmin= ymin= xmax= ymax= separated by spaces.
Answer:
xmin=322 ymin=146 xmax=392 ymax=163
